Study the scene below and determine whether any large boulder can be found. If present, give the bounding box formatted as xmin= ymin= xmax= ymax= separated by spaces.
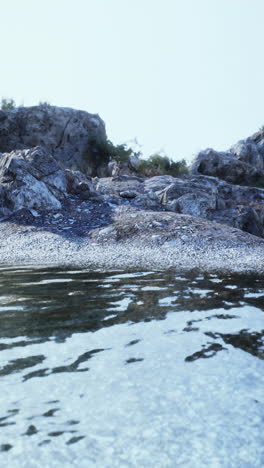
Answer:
xmin=0 ymin=105 xmax=108 ymax=176
xmin=191 ymin=148 xmax=259 ymax=185
xmin=230 ymin=128 xmax=264 ymax=172
xmin=0 ymin=146 xmax=67 ymax=215
xmin=192 ymin=127 xmax=264 ymax=186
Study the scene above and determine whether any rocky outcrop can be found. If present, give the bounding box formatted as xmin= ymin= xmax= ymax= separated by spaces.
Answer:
xmin=192 ymin=129 xmax=264 ymax=186
xmin=0 ymin=110 xmax=264 ymax=247
xmin=191 ymin=148 xmax=259 ymax=185
xmin=0 ymin=105 xmax=108 ymax=176
xmin=0 ymin=146 xmax=68 ymax=215
xmin=94 ymin=174 xmax=264 ymax=238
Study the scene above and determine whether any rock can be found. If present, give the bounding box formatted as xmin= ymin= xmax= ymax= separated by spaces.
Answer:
xmin=211 ymin=206 xmax=264 ymax=238
xmin=174 ymin=191 xmax=216 ymax=218
xmin=192 ymin=148 xmax=259 ymax=185
xmin=0 ymin=105 xmax=108 ymax=176
xmin=107 ymin=161 xmax=118 ymax=176
xmin=0 ymin=146 xmax=66 ymax=215
xmin=66 ymin=169 xmax=96 ymax=200
xmin=129 ymin=154 xmax=141 ymax=170
xmin=95 ymin=176 xmax=145 ymax=198
xmin=119 ymin=190 xmax=137 ymax=199
xmin=192 ymin=127 xmax=264 ymax=186
xmin=107 ymin=157 xmax=140 ymax=177
xmin=93 ymin=174 xmax=264 ymax=237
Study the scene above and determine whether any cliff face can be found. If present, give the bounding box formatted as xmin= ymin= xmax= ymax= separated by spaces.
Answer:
xmin=0 ymin=105 xmax=108 ymax=176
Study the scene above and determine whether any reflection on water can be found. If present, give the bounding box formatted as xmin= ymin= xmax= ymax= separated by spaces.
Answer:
xmin=0 ymin=266 xmax=263 ymax=467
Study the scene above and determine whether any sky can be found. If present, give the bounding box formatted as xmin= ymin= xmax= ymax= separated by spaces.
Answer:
xmin=1 ymin=0 xmax=264 ymax=162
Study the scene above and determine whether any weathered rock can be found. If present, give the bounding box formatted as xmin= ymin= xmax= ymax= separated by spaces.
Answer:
xmin=94 ymin=174 xmax=264 ymax=238
xmin=0 ymin=146 xmax=66 ymax=215
xmin=230 ymin=128 xmax=264 ymax=173
xmin=192 ymin=148 xmax=259 ymax=185
xmin=0 ymin=105 xmax=108 ymax=176
xmin=107 ymin=160 xmax=138 ymax=177
xmin=210 ymin=206 xmax=264 ymax=238
xmin=119 ymin=190 xmax=137 ymax=199
xmin=174 ymin=192 xmax=216 ymax=218
xmin=192 ymin=126 xmax=264 ymax=186
xmin=156 ymin=175 xmax=264 ymax=237
xmin=66 ymin=169 xmax=96 ymax=200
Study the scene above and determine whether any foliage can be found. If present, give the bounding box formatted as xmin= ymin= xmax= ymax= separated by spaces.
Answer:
xmin=1 ymin=98 xmax=16 ymax=110
xmin=169 ymin=158 xmax=189 ymax=176
xmin=100 ymin=140 xmax=133 ymax=162
xmin=137 ymin=153 xmax=188 ymax=177
xmin=94 ymin=137 xmax=189 ymax=177
xmin=91 ymin=138 xmax=141 ymax=163
xmin=38 ymin=101 xmax=51 ymax=107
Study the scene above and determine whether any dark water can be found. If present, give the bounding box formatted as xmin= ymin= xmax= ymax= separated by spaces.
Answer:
xmin=0 ymin=266 xmax=263 ymax=467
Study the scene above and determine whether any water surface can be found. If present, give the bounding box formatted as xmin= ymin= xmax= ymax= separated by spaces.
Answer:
xmin=0 ymin=266 xmax=263 ymax=467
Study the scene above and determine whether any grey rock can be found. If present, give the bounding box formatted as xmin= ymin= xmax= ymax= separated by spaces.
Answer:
xmin=119 ymin=190 xmax=137 ymax=199
xmin=192 ymin=148 xmax=259 ymax=185
xmin=66 ymin=169 xmax=95 ymax=199
xmin=0 ymin=105 xmax=108 ymax=176
xmin=174 ymin=191 xmax=216 ymax=218
xmin=0 ymin=147 xmax=66 ymax=215
xmin=192 ymin=127 xmax=264 ymax=186
xmin=129 ymin=154 xmax=141 ymax=170
xmin=95 ymin=173 xmax=264 ymax=237
xmin=211 ymin=206 xmax=264 ymax=238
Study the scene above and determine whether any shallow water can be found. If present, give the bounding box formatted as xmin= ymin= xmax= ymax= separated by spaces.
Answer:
xmin=0 ymin=266 xmax=263 ymax=468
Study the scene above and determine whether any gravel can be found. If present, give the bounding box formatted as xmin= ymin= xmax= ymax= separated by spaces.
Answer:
xmin=1 ymin=222 xmax=264 ymax=274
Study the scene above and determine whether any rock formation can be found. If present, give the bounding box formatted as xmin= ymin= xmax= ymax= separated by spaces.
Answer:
xmin=0 ymin=105 xmax=264 ymax=247
xmin=192 ymin=129 xmax=264 ymax=186
xmin=0 ymin=146 xmax=66 ymax=215
xmin=94 ymin=174 xmax=264 ymax=238
xmin=0 ymin=105 xmax=108 ymax=176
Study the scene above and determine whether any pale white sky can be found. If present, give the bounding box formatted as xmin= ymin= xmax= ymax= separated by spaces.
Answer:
xmin=1 ymin=0 xmax=264 ymax=161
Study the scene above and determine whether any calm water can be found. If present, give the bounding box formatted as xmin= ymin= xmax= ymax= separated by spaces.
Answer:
xmin=0 ymin=266 xmax=263 ymax=468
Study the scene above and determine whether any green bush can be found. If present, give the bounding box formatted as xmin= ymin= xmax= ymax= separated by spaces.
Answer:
xmin=38 ymin=101 xmax=51 ymax=107
xmin=137 ymin=153 xmax=188 ymax=177
xmin=1 ymin=98 xmax=16 ymax=110
xmin=169 ymin=158 xmax=189 ymax=176
xmin=95 ymin=138 xmax=189 ymax=177
xmin=89 ymin=136 xmax=141 ymax=164
xmin=98 ymin=140 xmax=134 ymax=163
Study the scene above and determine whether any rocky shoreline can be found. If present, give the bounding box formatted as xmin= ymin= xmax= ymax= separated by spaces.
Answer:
xmin=0 ymin=105 xmax=264 ymax=273
xmin=1 ymin=197 xmax=264 ymax=273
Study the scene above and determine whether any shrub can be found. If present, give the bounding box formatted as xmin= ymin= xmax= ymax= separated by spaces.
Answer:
xmin=97 ymin=140 xmax=134 ymax=163
xmin=137 ymin=153 xmax=189 ymax=177
xmin=1 ymin=98 xmax=16 ymax=110
xmin=169 ymin=158 xmax=189 ymax=176
xmin=38 ymin=101 xmax=51 ymax=107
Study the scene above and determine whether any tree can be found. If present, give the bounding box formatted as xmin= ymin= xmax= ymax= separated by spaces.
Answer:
xmin=1 ymin=98 xmax=16 ymax=110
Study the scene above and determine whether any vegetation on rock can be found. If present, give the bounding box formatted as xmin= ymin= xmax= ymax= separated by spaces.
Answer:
xmin=94 ymin=138 xmax=189 ymax=177
xmin=137 ymin=153 xmax=188 ymax=177
xmin=1 ymin=98 xmax=16 ymax=110
xmin=1 ymin=97 xmax=188 ymax=177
